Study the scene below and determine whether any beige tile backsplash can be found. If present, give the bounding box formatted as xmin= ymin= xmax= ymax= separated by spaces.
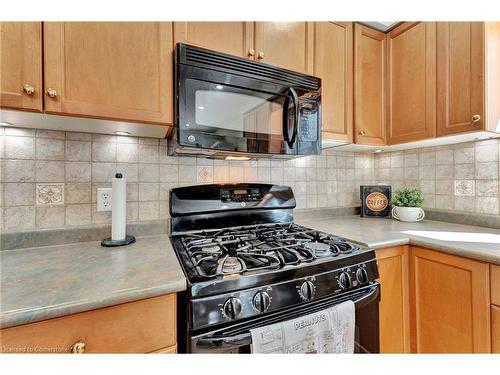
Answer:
xmin=1 ymin=126 xmax=499 ymax=232
xmin=374 ymin=139 xmax=500 ymax=216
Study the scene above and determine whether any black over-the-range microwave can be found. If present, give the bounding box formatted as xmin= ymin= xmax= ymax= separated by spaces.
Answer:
xmin=170 ymin=43 xmax=322 ymax=159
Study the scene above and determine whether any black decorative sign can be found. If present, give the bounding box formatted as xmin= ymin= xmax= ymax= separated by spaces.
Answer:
xmin=360 ymin=185 xmax=392 ymax=218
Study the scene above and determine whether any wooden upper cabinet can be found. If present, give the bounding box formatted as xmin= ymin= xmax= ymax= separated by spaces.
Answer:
xmin=313 ymin=22 xmax=353 ymax=143
xmin=386 ymin=22 xmax=436 ymax=145
xmin=43 ymin=22 xmax=173 ymax=125
xmin=173 ymin=22 xmax=254 ymax=58
xmin=254 ymin=22 xmax=313 ymax=74
xmin=376 ymin=247 xmax=410 ymax=353
xmin=410 ymin=247 xmax=490 ymax=353
xmin=0 ymin=22 xmax=43 ymax=112
xmin=354 ymin=24 xmax=386 ymax=145
xmin=437 ymin=22 xmax=485 ymax=136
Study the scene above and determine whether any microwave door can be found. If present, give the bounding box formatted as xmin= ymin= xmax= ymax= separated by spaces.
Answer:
xmin=179 ymin=77 xmax=297 ymax=155
xmin=282 ymin=87 xmax=299 ymax=149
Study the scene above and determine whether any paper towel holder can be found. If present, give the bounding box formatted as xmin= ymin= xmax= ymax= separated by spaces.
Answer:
xmin=101 ymin=235 xmax=136 ymax=247
xmin=101 ymin=173 xmax=136 ymax=247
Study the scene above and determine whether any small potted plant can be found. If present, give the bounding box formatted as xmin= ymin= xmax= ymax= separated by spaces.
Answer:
xmin=391 ymin=188 xmax=425 ymax=222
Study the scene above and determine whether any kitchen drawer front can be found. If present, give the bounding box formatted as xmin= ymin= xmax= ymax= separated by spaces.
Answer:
xmin=0 ymin=294 xmax=176 ymax=354
xmin=492 ymin=265 xmax=500 ymax=306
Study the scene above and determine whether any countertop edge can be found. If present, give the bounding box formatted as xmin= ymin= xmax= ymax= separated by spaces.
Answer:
xmin=0 ymin=279 xmax=186 ymax=329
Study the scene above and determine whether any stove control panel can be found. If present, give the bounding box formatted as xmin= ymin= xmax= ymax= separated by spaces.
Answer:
xmin=191 ymin=257 xmax=379 ymax=330
xmin=220 ymin=188 xmax=262 ymax=203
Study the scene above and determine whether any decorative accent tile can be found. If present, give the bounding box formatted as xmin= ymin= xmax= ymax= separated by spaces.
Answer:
xmin=197 ymin=166 xmax=213 ymax=183
xmin=36 ymin=183 xmax=65 ymax=205
xmin=454 ymin=180 xmax=475 ymax=196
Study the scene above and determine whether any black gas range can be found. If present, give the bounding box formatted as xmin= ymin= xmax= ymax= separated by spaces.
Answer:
xmin=170 ymin=183 xmax=380 ymax=353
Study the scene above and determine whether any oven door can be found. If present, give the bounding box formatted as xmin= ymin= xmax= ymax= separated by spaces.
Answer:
xmin=176 ymin=65 xmax=320 ymax=156
xmin=189 ymin=283 xmax=380 ymax=354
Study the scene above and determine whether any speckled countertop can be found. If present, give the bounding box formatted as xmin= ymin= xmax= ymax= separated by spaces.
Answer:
xmin=2 ymin=213 xmax=499 ymax=330
xmin=0 ymin=235 xmax=186 ymax=329
xmin=296 ymin=214 xmax=500 ymax=265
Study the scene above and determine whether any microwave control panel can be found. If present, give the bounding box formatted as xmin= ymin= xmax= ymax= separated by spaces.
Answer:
xmin=298 ymin=100 xmax=319 ymax=142
xmin=220 ymin=188 xmax=262 ymax=202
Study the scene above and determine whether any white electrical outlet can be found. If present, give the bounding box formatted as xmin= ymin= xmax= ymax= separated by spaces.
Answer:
xmin=97 ymin=188 xmax=113 ymax=211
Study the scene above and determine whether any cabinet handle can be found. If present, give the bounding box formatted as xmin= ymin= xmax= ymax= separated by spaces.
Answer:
xmin=69 ymin=340 xmax=86 ymax=354
xmin=22 ymin=84 xmax=35 ymax=96
xmin=472 ymin=114 xmax=481 ymax=123
xmin=247 ymin=48 xmax=255 ymax=57
xmin=257 ymin=51 xmax=265 ymax=60
xmin=358 ymin=130 xmax=366 ymax=136
xmin=46 ymin=88 xmax=58 ymax=98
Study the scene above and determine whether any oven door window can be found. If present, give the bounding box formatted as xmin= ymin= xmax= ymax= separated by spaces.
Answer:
xmin=180 ymin=79 xmax=296 ymax=155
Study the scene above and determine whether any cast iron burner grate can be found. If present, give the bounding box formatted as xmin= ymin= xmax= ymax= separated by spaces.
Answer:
xmin=179 ymin=223 xmax=360 ymax=278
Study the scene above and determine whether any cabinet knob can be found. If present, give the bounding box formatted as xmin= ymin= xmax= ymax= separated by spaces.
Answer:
xmin=247 ymin=48 xmax=255 ymax=57
xmin=257 ymin=51 xmax=265 ymax=60
xmin=46 ymin=88 xmax=58 ymax=98
xmin=69 ymin=340 xmax=86 ymax=354
xmin=22 ymin=84 xmax=35 ymax=96
xmin=472 ymin=114 xmax=481 ymax=123
xmin=358 ymin=130 xmax=366 ymax=136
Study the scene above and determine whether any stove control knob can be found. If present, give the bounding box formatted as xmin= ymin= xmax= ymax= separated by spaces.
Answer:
xmin=252 ymin=291 xmax=271 ymax=313
xmin=222 ymin=297 xmax=242 ymax=320
xmin=356 ymin=267 xmax=369 ymax=284
xmin=299 ymin=281 xmax=316 ymax=301
xmin=338 ymin=272 xmax=352 ymax=290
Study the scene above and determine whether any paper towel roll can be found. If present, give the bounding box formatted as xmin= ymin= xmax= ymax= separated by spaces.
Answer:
xmin=112 ymin=173 xmax=127 ymax=241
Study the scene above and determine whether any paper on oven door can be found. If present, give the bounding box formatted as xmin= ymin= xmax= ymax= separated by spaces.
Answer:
xmin=250 ymin=300 xmax=355 ymax=354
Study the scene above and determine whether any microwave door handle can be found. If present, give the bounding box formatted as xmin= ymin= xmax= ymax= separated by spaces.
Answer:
xmin=288 ymin=87 xmax=299 ymax=147
xmin=282 ymin=95 xmax=292 ymax=148
xmin=196 ymin=284 xmax=379 ymax=351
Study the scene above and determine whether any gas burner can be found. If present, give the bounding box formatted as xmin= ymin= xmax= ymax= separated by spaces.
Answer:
xmin=219 ymin=256 xmax=245 ymax=274
xmin=304 ymin=241 xmax=333 ymax=257
xmin=178 ymin=223 xmax=360 ymax=279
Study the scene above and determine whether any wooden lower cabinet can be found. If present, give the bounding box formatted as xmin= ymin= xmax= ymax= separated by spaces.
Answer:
xmin=491 ymin=265 xmax=500 ymax=306
xmin=150 ymin=344 xmax=177 ymax=354
xmin=409 ymin=247 xmax=490 ymax=353
xmin=375 ymin=246 xmax=410 ymax=353
xmin=0 ymin=294 xmax=176 ymax=354
xmin=492 ymin=306 xmax=500 ymax=353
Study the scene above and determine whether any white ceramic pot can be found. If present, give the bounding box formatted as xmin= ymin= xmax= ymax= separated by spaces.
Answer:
xmin=391 ymin=206 xmax=425 ymax=222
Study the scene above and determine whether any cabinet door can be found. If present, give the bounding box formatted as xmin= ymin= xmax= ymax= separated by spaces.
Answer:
xmin=493 ymin=305 xmax=500 ymax=353
xmin=376 ymin=246 xmax=410 ymax=353
xmin=410 ymin=247 xmax=490 ymax=353
xmin=174 ymin=22 xmax=254 ymax=58
xmin=254 ymin=22 xmax=313 ymax=74
xmin=43 ymin=22 xmax=173 ymax=125
xmin=0 ymin=22 xmax=42 ymax=112
xmin=313 ymin=22 xmax=353 ymax=143
xmin=437 ymin=22 xmax=484 ymax=136
xmin=386 ymin=22 xmax=436 ymax=145
xmin=354 ymin=24 xmax=386 ymax=145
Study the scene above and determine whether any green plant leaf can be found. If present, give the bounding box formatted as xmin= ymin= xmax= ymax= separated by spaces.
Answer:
xmin=391 ymin=188 xmax=424 ymax=207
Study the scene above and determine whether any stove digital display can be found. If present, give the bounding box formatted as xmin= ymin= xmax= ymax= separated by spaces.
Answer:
xmin=220 ymin=188 xmax=261 ymax=202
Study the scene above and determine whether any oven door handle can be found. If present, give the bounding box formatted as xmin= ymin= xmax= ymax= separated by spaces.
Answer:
xmin=196 ymin=283 xmax=379 ymax=351
xmin=283 ymin=87 xmax=299 ymax=149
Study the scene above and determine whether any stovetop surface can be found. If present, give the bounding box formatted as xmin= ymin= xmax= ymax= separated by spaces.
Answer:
xmin=172 ymin=223 xmax=370 ymax=284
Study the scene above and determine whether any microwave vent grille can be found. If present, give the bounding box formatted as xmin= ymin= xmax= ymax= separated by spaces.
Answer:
xmin=182 ymin=45 xmax=320 ymax=91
